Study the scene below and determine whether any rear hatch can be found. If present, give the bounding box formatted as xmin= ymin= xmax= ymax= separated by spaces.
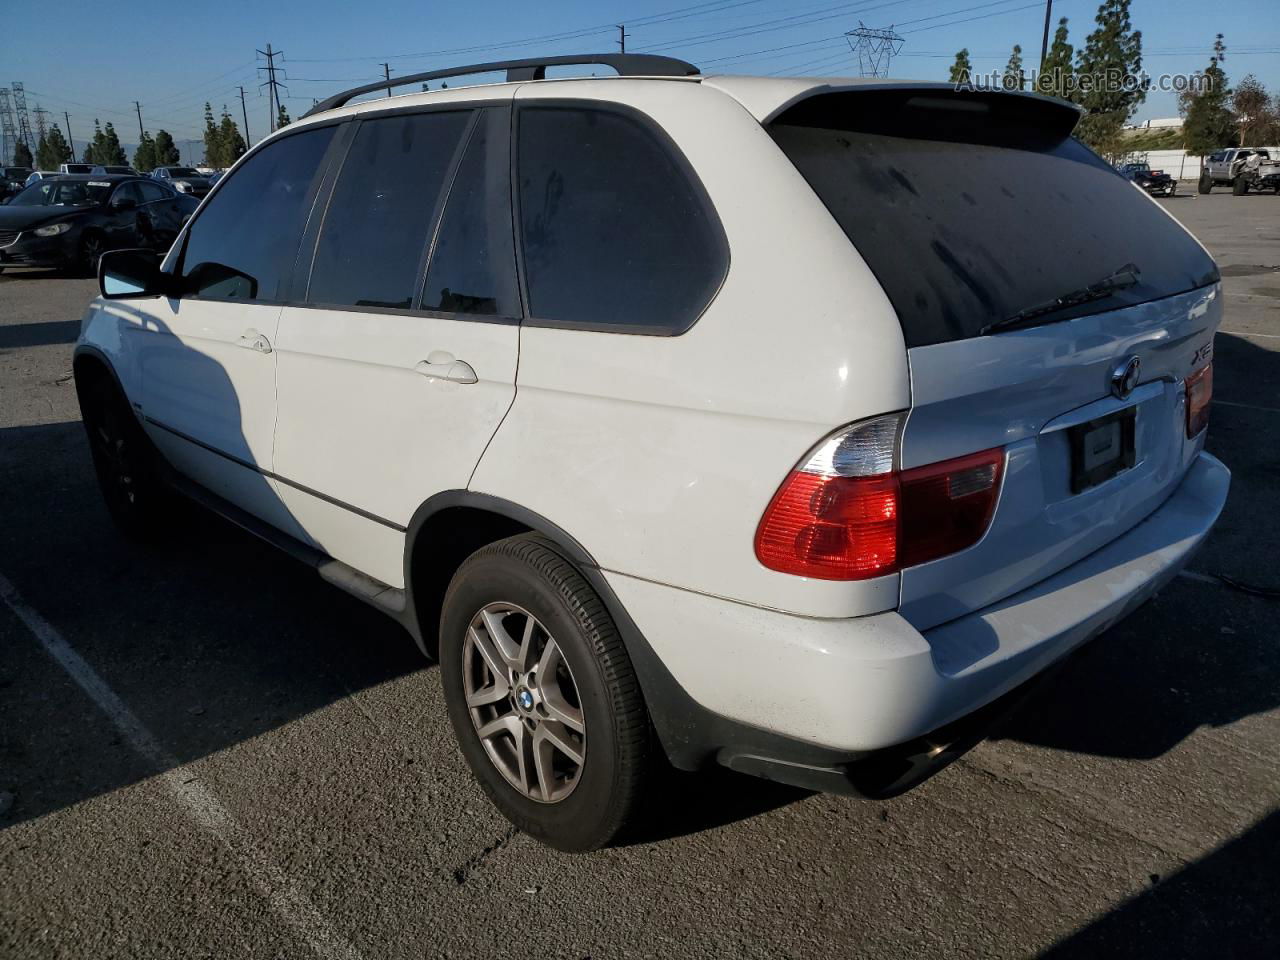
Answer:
xmin=769 ymin=88 xmax=1221 ymax=630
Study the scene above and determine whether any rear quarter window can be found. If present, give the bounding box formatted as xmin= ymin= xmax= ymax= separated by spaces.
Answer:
xmin=516 ymin=104 xmax=727 ymax=335
xmin=770 ymin=91 xmax=1218 ymax=347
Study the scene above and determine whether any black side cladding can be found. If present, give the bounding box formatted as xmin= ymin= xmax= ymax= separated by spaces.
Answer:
xmin=769 ymin=90 xmax=1219 ymax=348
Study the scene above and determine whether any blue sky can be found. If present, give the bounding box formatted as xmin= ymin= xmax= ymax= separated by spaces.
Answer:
xmin=3 ymin=0 xmax=1277 ymax=158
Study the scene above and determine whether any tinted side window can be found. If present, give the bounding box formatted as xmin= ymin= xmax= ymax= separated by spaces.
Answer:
xmin=421 ymin=109 xmax=519 ymax=317
xmin=112 ymin=182 xmax=143 ymax=205
xmin=180 ymin=126 xmax=334 ymax=300
xmin=308 ymin=111 xmax=470 ymax=309
xmin=517 ymin=106 xmax=726 ymax=334
xmin=136 ymin=181 xmax=168 ymax=203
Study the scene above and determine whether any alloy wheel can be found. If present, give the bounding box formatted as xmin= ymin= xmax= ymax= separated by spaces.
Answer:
xmin=463 ymin=602 xmax=586 ymax=803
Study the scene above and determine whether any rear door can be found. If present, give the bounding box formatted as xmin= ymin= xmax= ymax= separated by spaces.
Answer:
xmin=137 ymin=124 xmax=339 ymax=529
xmin=271 ymin=103 xmax=522 ymax=587
xmin=769 ymin=89 xmax=1221 ymax=630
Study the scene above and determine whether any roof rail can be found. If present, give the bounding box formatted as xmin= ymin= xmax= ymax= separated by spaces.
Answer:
xmin=303 ymin=53 xmax=700 ymax=118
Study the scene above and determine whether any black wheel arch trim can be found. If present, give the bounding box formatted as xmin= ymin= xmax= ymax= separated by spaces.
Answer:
xmin=402 ymin=490 xmax=870 ymax=773
xmin=73 ymin=344 xmax=140 ymax=420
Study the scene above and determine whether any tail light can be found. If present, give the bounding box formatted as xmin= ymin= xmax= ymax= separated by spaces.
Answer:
xmin=754 ymin=414 xmax=1004 ymax=581
xmin=1185 ymin=363 xmax=1212 ymax=437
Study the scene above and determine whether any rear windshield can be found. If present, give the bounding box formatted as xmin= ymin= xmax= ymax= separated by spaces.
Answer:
xmin=770 ymin=91 xmax=1218 ymax=347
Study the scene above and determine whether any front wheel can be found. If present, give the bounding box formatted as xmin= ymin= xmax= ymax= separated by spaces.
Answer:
xmin=1198 ymin=174 xmax=1212 ymax=194
xmin=77 ymin=231 xmax=106 ymax=277
xmin=77 ymin=375 xmax=173 ymax=539
xmin=439 ymin=535 xmax=652 ymax=852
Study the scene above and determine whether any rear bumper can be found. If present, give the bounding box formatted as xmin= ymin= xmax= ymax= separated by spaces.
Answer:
xmin=608 ymin=450 xmax=1229 ymax=775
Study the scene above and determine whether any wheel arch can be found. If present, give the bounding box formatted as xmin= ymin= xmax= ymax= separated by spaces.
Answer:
xmin=402 ymin=492 xmax=599 ymax=660
xmin=73 ymin=344 xmax=135 ymax=418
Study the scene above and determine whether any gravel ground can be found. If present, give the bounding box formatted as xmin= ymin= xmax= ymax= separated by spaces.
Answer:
xmin=1 ymin=190 xmax=1277 ymax=959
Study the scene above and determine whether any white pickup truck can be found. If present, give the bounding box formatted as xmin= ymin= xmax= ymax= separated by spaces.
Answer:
xmin=1199 ymin=147 xmax=1280 ymax=194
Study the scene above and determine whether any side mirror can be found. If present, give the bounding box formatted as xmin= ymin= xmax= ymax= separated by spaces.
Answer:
xmin=113 ymin=196 xmax=138 ymax=211
xmin=99 ymin=249 xmax=170 ymax=299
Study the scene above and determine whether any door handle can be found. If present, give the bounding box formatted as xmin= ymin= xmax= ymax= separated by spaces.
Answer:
xmin=414 ymin=351 xmax=477 ymax=384
xmin=237 ymin=332 xmax=272 ymax=354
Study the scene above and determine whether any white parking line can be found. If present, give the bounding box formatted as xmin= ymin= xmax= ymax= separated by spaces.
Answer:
xmin=1219 ymin=330 xmax=1280 ymax=340
xmin=0 ymin=572 xmax=362 ymax=960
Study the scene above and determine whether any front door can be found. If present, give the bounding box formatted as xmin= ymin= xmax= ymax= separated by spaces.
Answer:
xmin=272 ymin=105 xmax=522 ymax=587
xmin=136 ymin=123 xmax=340 ymax=531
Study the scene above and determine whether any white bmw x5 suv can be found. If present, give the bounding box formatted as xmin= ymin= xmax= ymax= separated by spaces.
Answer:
xmin=74 ymin=54 xmax=1229 ymax=851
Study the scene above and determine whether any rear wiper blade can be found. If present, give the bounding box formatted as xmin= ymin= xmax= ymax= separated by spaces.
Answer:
xmin=981 ymin=263 xmax=1141 ymax=336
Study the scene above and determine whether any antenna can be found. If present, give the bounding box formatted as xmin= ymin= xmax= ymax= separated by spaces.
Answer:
xmin=844 ymin=23 xmax=905 ymax=78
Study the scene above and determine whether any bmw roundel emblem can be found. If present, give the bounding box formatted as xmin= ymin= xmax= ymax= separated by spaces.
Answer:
xmin=1111 ymin=356 xmax=1141 ymax=400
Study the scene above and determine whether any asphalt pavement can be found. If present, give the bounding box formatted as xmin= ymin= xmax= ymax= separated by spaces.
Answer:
xmin=1 ymin=190 xmax=1278 ymax=959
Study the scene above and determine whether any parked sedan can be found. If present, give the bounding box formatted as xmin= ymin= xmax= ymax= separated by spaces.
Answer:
xmin=1119 ymin=162 xmax=1176 ymax=197
xmin=150 ymin=165 xmax=212 ymax=197
xmin=0 ymin=175 xmax=198 ymax=274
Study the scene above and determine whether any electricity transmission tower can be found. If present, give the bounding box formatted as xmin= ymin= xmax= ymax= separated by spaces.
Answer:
xmin=0 ymin=89 xmax=15 ymax=162
xmin=257 ymin=44 xmax=287 ymax=133
xmin=12 ymin=82 xmax=34 ymax=148
xmin=33 ymin=104 xmax=49 ymax=141
xmin=844 ymin=23 xmax=904 ymax=77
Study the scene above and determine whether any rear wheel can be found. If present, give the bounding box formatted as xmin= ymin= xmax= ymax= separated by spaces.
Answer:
xmin=1232 ymin=176 xmax=1248 ymax=196
xmin=439 ymin=535 xmax=651 ymax=852
xmin=77 ymin=375 xmax=172 ymax=539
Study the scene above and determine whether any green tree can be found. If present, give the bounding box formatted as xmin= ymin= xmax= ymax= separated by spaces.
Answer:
xmin=14 ymin=140 xmax=33 ymax=167
xmin=276 ymin=104 xmax=291 ymax=129
xmin=1074 ymin=0 xmax=1146 ymax=159
xmin=134 ymin=131 xmax=157 ymax=172
xmin=1038 ymin=18 xmax=1074 ymax=101
xmin=202 ymin=102 xmax=220 ymax=167
xmin=81 ymin=120 xmax=105 ymax=165
xmin=1183 ymin=35 xmax=1236 ymax=163
xmin=153 ymin=129 xmax=180 ymax=166
xmin=214 ymin=108 xmax=246 ymax=167
xmin=948 ymin=48 xmax=973 ymax=85
xmin=1004 ymin=44 xmax=1025 ymax=91
xmin=1233 ymin=74 xmax=1277 ymax=147
xmin=37 ymin=125 xmax=72 ymax=169
xmin=100 ymin=122 xmax=127 ymax=165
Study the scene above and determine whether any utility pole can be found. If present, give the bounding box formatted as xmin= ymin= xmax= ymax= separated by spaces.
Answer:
xmin=382 ymin=63 xmax=392 ymax=97
xmin=617 ymin=24 xmax=628 ymax=55
xmin=1039 ymin=0 xmax=1054 ymax=71
xmin=133 ymin=101 xmax=145 ymax=143
xmin=237 ymin=85 xmax=251 ymax=144
xmin=64 ymin=112 xmax=77 ymax=161
xmin=258 ymin=43 xmax=285 ymax=133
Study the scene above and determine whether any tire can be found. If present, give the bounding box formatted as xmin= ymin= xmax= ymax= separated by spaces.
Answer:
xmin=77 ymin=231 xmax=106 ymax=277
xmin=439 ymin=534 xmax=651 ymax=852
xmin=1166 ymin=183 xmax=1176 ymax=197
xmin=77 ymin=373 xmax=172 ymax=539
xmin=1232 ymin=176 xmax=1248 ymax=196
xmin=1198 ymin=174 xmax=1212 ymax=194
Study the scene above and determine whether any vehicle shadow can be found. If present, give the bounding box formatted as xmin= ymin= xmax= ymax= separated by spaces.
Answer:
xmin=0 ymin=319 xmax=80 ymax=349
xmin=1040 ymin=810 xmax=1280 ymax=958
xmin=993 ymin=332 xmax=1279 ymax=760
